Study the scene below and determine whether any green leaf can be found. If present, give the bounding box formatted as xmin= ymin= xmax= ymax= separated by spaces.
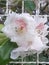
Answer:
xmin=0 ymin=24 xmax=4 ymax=32
xmin=0 ymin=32 xmax=7 ymax=45
xmin=0 ymin=38 xmax=18 ymax=65
xmin=0 ymin=24 xmax=18 ymax=65
xmin=0 ymin=24 xmax=7 ymax=45
xmin=24 ymin=1 xmax=36 ymax=14
xmin=0 ymin=33 xmax=6 ymax=38
xmin=0 ymin=0 xmax=6 ymax=7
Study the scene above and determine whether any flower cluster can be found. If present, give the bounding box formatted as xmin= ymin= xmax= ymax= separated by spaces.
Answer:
xmin=2 ymin=12 xmax=49 ymax=59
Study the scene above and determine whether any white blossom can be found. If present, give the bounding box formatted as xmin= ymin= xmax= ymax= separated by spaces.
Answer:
xmin=2 ymin=13 xmax=49 ymax=59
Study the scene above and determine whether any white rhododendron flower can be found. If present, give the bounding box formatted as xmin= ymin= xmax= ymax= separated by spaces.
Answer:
xmin=2 ymin=12 xmax=49 ymax=59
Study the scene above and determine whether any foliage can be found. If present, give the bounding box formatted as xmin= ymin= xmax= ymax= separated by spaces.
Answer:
xmin=24 ymin=0 xmax=36 ymax=14
xmin=0 ymin=24 xmax=18 ymax=65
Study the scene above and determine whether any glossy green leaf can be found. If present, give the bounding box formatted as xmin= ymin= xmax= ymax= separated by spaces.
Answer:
xmin=24 ymin=1 xmax=36 ymax=14
xmin=0 ymin=38 xmax=18 ymax=65
xmin=0 ymin=26 xmax=18 ymax=65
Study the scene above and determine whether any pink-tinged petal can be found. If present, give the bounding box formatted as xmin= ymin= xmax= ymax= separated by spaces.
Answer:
xmin=15 ymin=19 xmax=27 ymax=30
xmin=36 ymin=23 xmax=44 ymax=30
xmin=16 ymin=19 xmax=26 ymax=27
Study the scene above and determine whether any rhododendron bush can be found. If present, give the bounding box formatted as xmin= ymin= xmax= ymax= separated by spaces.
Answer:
xmin=0 ymin=13 xmax=49 ymax=65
